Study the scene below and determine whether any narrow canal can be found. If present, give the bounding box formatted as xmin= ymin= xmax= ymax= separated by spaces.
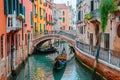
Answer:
xmin=13 ymin=42 xmax=106 ymax=80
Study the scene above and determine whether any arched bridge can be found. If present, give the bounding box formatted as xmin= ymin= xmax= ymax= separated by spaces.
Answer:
xmin=32 ymin=30 xmax=77 ymax=47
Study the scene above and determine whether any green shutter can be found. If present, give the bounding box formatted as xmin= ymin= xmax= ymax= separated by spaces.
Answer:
xmin=44 ymin=24 xmax=46 ymax=32
xmin=34 ymin=22 xmax=36 ymax=32
xmin=31 ymin=0 xmax=34 ymax=3
xmin=23 ymin=6 xmax=26 ymax=22
xmin=8 ymin=0 xmax=12 ymax=14
xmin=16 ymin=0 xmax=19 ymax=16
xmin=30 ymin=12 xmax=33 ymax=25
xmin=40 ymin=24 xmax=42 ymax=32
xmin=13 ymin=0 xmax=16 ymax=11
xmin=20 ymin=3 xmax=22 ymax=14
xmin=4 ymin=0 xmax=9 ymax=14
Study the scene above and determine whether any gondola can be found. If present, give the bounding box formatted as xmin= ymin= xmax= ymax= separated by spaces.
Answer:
xmin=54 ymin=54 xmax=67 ymax=70
xmin=36 ymin=47 xmax=57 ymax=53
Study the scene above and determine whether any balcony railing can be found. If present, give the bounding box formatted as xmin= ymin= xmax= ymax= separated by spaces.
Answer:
xmin=7 ymin=14 xmax=22 ymax=33
xmin=76 ymin=41 xmax=120 ymax=68
xmin=90 ymin=9 xmax=100 ymax=20
xmin=76 ymin=0 xmax=83 ymax=7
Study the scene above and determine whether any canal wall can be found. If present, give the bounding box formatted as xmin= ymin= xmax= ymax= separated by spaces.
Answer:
xmin=75 ymin=47 xmax=120 ymax=80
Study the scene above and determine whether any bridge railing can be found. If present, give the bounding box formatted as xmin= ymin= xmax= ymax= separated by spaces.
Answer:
xmin=76 ymin=41 xmax=120 ymax=68
xmin=33 ymin=30 xmax=77 ymax=41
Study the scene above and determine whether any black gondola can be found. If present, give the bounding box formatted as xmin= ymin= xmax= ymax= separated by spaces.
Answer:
xmin=54 ymin=54 xmax=67 ymax=70
xmin=36 ymin=47 xmax=57 ymax=53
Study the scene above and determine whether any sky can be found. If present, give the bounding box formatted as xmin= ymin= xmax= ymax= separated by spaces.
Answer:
xmin=54 ymin=0 xmax=76 ymax=10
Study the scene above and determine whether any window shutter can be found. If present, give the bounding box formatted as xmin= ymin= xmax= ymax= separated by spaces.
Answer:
xmin=30 ymin=0 xmax=34 ymax=3
xmin=23 ymin=6 xmax=26 ymax=22
xmin=4 ymin=0 xmax=9 ymax=14
xmin=16 ymin=0 xmax=20 ymax=16
xmin=20 ymin=3 xmax=22 ymax=14
xmin=34 ymin=22 xmax=36 ymax=32
xmin=8 ymin=0 xmax=12 ymax=14
xmin=13 ymin=0 xmax=16 ymax=11
xmin=30 ymin=12 xmax=33 ymax=25
xmin=91 ymin=0 xmax=94 ymax=11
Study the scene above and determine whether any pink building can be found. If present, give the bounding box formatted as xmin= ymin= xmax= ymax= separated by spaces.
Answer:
xmin=46 ymin=0 xmax=53 ymax=33
xmin=56 ymin=4 xmax=70 ymax=30
xmin=4 ymin=0 xmax=33 ymax=78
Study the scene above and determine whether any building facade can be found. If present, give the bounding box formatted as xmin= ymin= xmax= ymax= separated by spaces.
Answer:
xmin=76 ymin=0 xmax=120 ymax=57
xmin=34 ymin=0 xmax=46 ymax=35
xmin=3 ymin=0 xmax=33 ymax=78
xmin=0 ymin=0 xmax=7 ymax=79
xmin=56 ymin=3 xmax=74 ymax=31
xmin=46 ymin=0 xmax=53 ymax=33
xmin=52 ymin=3 xmax=60 ymax=32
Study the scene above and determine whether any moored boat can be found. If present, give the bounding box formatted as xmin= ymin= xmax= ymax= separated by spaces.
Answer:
xmin=37 ymin=47 xmax=57 ymax=53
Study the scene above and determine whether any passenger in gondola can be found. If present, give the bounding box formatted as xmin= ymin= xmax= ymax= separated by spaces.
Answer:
xmin=62 ymin=47 xmax=66 ymax=55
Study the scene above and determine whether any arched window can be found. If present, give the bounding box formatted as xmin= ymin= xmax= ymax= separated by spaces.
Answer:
xmin=117 ymin=25 xmax=120 ymax=38
xmin=1 ymin=35 xmax=4 ymax=58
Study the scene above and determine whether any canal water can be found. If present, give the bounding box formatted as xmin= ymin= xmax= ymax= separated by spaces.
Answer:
xmin=13 ymin=42 xmax=106 ymax=80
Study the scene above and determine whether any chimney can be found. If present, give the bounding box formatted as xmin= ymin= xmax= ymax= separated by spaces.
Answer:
xmin=67 ymin=1 xmax=69 ymax=6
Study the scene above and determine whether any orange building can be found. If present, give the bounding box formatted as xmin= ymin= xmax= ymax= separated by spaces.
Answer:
xmin=0 ymin=0 xmax=7 ymax=79
xmin=46 ymin=0 xmax=53 ymax=33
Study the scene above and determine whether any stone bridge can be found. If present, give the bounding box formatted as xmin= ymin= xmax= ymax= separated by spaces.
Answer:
xmin=32 ymin=31 xmax=76 ymax=47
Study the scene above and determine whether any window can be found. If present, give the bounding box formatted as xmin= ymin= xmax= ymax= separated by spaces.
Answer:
xmin=30 ymin=12 xmax=33 ymax=25
xmin=96 ymin=0 xmax=99 ymax=9
xmin=104 ymin=33 xmax=110 ymax=50
xmin=63 ymin=11 xmax=65 ymax=15
xmin=91 ymin=0 xmax=94 ymax=11
xmin=1 ymin=35 xmax=4 ymax=59
xmin=63 ymin=17 xmax=65 ymax=23
xmin=80 ymin=26 xmax=83 ymax=34
xmin=78 ymin=11 xmax=81 ymax=21
xmin=34 ymin=5 xmax=36 ymax=15
xmin=49 ymin=15 xmax=50 ymax=22
xmin=23 ymin=6 xmax=26 ymax=22
xmin=117 ymin=25 xmax=120 ymax=38
xmin=18 ymin=34 xmax=20 ymax=46
xmin=31 ymin=34 xmax=32 ymax=40
xmin=40 ymin=0 xmax=42 ymax=3
xmin=40 ymin=23 xmax=42 ymax=32
xmin=25 ymin=34 xmax=27 ymax=45
xmin=44 ymin=24 xmax=46 ymax=32
xmin=46 ymin=13 xmax=47 ymax=21
xmin=15 ymin=34 xmax=18 ymax=50
xmin=40 ymin=8 xmax=42 ymax=18
xmin=34 ymin=22 xmax=37 ymax=32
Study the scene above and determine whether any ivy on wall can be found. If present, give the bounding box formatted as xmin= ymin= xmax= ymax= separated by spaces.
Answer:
xmin=99 ymin=0 xmax=118 ymax=33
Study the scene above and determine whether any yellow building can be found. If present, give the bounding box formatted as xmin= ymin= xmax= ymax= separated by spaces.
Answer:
xmin=34 ymin=0 xmax=46 ymax=35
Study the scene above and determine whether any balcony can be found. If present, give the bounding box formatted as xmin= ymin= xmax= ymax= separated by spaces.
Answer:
xmin=76 ymin=0 xmax=83 ymax=8
xmin=43 ymin=2 xmax=46 ymax=6
xmin=7 ymin=14 xmax=22 ymax=33
xmin=91 ymin=9 xmax=100 ymax=19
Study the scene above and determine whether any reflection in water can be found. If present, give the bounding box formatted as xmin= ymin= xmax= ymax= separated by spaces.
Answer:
xmin=53 ymin=64 xmax=66 ymax=80
xmin=13 ymin=42 xmax=106 ymax=80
